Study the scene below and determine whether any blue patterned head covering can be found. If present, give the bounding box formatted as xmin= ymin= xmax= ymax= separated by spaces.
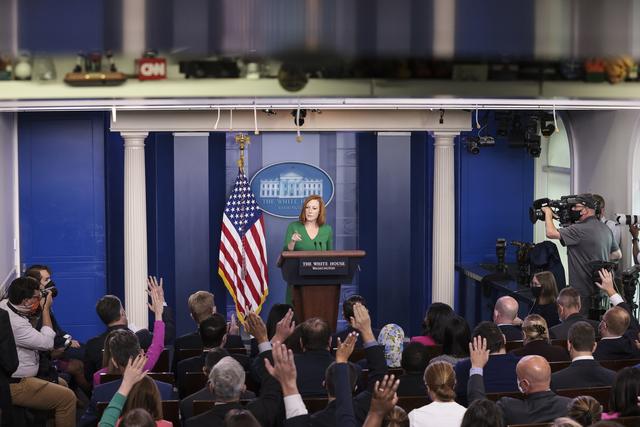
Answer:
xmin=378 ymin=323 xmax=405 ymax=368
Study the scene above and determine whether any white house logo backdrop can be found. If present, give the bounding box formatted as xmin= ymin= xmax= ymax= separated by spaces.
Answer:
xmin=250 ymin=162 xmax=335 ymax=218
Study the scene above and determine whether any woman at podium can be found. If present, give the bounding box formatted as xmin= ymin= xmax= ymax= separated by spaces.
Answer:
xmin=284 ymin=195 xmax=333 ymax=251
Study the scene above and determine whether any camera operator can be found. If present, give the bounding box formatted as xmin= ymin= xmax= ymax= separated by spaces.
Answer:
xmin=542 ymin=194 xmax=622 ymax=318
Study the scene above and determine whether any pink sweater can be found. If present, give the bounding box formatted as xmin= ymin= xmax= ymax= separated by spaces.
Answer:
xmin=410 ymin=335 xmax=437 ymax=346
xmin=93 ymin=320 xmax=165 ymax=386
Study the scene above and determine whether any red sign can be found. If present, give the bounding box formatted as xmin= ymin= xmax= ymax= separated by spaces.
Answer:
xmin=138 ymin=58 xmax=166 ymax=80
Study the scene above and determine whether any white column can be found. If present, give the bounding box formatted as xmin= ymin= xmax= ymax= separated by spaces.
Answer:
xmin=122 ymin=132 xmax=149 ymax=330
xmin=433 ymin=0 xmax=455 ymax=59
xmin=432 ymin=131 xmax=458 ymax=306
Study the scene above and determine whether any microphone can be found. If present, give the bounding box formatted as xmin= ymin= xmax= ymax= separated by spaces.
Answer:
xmin=314 ymin=241 xmax=318 ymax=250
xmin=319 ymin=241 xmax=323 ymax=251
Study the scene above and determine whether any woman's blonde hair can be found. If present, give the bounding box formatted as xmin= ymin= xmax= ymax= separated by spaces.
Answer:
xmin=385 ymin=405 xmax=409 ymax=427
xmin=522 ymin=314 xmax=549 ymax=344
xmin=567 ymin=395 xmax=602 ymax=426
xmin=122 ymin=376 xmax=163 ymax=421
xmin=424 ymin=361 xmax=456 ymax=402
xmin=298 ymin=195 xmax=326 ymax=226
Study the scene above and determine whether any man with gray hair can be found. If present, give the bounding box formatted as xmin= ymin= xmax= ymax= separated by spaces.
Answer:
xmin=186 ymin=312 xmax=283 ymax=427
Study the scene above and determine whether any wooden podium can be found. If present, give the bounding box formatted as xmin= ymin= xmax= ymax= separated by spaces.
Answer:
xmin=277 ymin=250 xmax=366 ymax=332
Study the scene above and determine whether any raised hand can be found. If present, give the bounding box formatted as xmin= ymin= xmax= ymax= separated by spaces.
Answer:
xmin=469 ymin=336 xmax=490 ymax=369
xmin=364 ymin=374 xmax=400 ymax=426
xmin=271 ymin=309 xmax=295 ymax=344
xmin=147 ymin=276 xmax=164 ymax=319
xmin=245 ymin=311 xmax=268 ymax=344
xmin=596 ymin=268 xmax=616 ymax=297
xmin=264 ymin=342 xmax=298 ymax=396
xmin=336 ymin=331 xmax=358 ymax=363
xmin=350 ymin=303 xmax=374 ymax=342
xmin=118 ymin=353 xmax=148 ymax=396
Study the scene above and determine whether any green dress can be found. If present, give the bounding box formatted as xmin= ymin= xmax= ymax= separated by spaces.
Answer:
xmin=283 ymin=221 xmax=333 ymax=303
xmin=283 ymin=221 xmax=333 ymax=251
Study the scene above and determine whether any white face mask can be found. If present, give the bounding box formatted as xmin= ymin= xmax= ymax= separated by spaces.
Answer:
xmin=517 ymin=379 xmax=526 ymax=394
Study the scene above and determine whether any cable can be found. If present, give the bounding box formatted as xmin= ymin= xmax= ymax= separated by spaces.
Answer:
xmin=214 ymin=106 xmax=220 ymax=130
xmin=253 ymin=101 xmax=259 ymax=135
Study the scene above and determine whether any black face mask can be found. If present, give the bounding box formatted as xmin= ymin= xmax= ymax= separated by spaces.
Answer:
xmin=531 ymin=286 xmax=542 ymax=299
xmin=569 ymin=209 xmax=582 ymax=222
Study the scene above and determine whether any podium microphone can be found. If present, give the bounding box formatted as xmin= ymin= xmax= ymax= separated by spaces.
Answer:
xmin=319 ymin=242 xmax=323 ymax=250
xmin=314 ymin=241 xmax=318 ymax=250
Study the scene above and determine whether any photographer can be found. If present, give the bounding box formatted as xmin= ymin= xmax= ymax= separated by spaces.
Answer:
xmin=0 ymin=277 xmax=76 ymax=427
xmin=542 ymin=194 xmax=621 ymax=317
xmin=26 ymin=265 xmax=92 ymax=394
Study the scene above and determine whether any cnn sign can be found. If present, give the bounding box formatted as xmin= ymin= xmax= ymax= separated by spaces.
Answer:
xmin=138 ymin=58 xmax=166 ymax=80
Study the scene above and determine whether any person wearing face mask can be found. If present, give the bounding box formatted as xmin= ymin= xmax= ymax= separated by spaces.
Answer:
xmin=529 ymin=271 xmax=560 ymax=328
xmin=25 ymin=265 xmax=94 ymax=395
xmin=468 ymin=337 xmax=570 ymax=425
xmin=0 ymin=277 xmax=77 ymax=427
xmin=542 ymin=193 xmax=622 ymax=319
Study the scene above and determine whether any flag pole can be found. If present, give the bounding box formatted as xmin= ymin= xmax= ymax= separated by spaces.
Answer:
xmin=235 ymin=133 xmax=250 ymax=173
xmin=235 ymin=133 xmax=250 ymax=280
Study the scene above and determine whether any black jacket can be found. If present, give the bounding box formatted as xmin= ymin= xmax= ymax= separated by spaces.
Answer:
xmin=593 ymin=337 xmax=640 ymax=361
xmin=310 ymin=344 xmax=387 ymax=427
xmin=510 ymin=340 xmax=570 ymax=362
xmin=0 ymin=308 xmax=19 ymax=427
xmin=551 ymin=359 xmax=616 ymax=390
xmin=173 ymin=330 xmax=244 ymax=371
xmin=549 ymin=313 xmax=600 ymax=340
xmin=185 ymin=349 xmax=282 ymax=427
xmin=294 ymin=350 xmax=336 ymax=397
xmin=468 ymin=373 xmax=571 ymax=425
xmin=396 ymin=372 xmax=427 ymax=397
xmin=499 ymin=324 xmax=523 ymax=342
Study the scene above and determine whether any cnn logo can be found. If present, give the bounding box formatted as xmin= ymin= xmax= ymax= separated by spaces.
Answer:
xmin=138 ymin=58 xmax=166 ymax=80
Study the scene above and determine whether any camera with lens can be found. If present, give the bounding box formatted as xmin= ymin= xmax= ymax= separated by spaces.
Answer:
xmin=588 ymin=260 xmax=618 ymax=285
xmin=511 ymin=240 xmax=535 ymax=284
xmin=41 ymin=282 xmax=58 ymax=298
xmin=529 ymin=194 xmax=598 ymax=227
xmin=622 ymin=265 xmax=640 ymax=311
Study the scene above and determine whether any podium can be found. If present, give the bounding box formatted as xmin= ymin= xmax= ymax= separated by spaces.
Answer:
xmin=277 ymin=250 xmax=366 ymax=332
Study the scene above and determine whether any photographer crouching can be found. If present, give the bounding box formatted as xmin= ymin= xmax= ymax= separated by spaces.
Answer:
xmin=538 ymin=194 xmax=622 ymax=319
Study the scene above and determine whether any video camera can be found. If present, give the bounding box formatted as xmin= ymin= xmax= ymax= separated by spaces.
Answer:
xmin=622 ymin=265 xmax=640 ymax=311
xmin=529 ymin=194 xmax=599 ymax=227
xmin=588 ymin=260 xmax=618 ymax=284
xmin=511 ymin=240 xmax=535 ymax=284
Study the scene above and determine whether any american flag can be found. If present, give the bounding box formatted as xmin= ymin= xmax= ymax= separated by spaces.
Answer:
xmin=218 ymin=169 xmax=269 ymax=322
